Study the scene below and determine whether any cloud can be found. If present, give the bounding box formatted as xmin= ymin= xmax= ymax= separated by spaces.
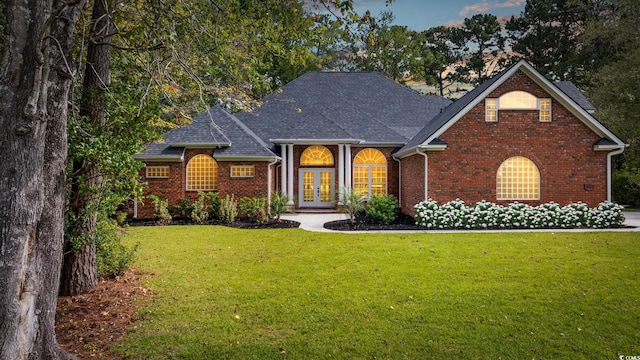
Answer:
xmin=459 ymin=0 xmax=525 ymax=17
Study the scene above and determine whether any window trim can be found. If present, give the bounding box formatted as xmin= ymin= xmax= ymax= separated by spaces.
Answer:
xmin=146 ymin=166 xmax=170 ymax=178
xmin=230 ymin=165 xmax=255 ymax=178
xmin=496 ymin=156 xmax=541 ymax=201
xmin=539 ymin=98 xmax=552 ymax=122
xmin=485 ymin=92 xmax=553 ymax=122
xmin=353 ymin=148 xmax=388 ymax=198
xmin=186 ymin=154 xmax=218 ymax=191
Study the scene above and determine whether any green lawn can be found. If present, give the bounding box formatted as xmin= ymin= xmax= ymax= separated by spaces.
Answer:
xmin=116 ymin=226 xmax=640 ymax=359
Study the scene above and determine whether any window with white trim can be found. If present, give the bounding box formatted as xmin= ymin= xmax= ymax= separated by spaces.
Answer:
xmin=186 ymin=154 xmax=218 ymax=191
xmin=496 ymin=156 xmax=540 ymax=200
xmin=353 ymin=148 xmax=387 ymax=198
xmin=539 ymin=98 xmax=551 ymax=121
xmin=146 ymin=166 xmax=169 ymax=178
xmin=485 ymin=91 xmax=553 ymax=122
xmin=231 ymin=165 xmax=255 ymax=178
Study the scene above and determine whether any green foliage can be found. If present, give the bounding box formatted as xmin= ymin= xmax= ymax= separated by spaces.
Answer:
xmin=365 ymin=195 xmax=399 ymax=225
xmin=95 ymin=215 xmax=137 ymax=278
xmin=269 ymin=191 xmax=290 ymax=221
xmin=148 ymin=195 xmax=172 ymax=225
xmin=219 ymin=194 xmax=238 ymax=224
xmin=340 ymin=187 xmax=367 ymax=224
xmin=200 ymin=191 xmax=221 ymax=220
xmin=613 ymin=166 xmax=640 ymax=207
xmin=414 ymin=199 xmax=625 ymax=229
xmin=168 ymin=198 xmax=193 ymax=219
xmin=239 ymin=196 xmax=269 ymax=224
xmin=190 ymin=193 xmax=209 ymax=224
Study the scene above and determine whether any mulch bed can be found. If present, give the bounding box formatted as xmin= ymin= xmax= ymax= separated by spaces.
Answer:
xmin=126 ymin=217 xmax=300 ymax=229
xmin=324 ymin=213 xmax=420 ymax=231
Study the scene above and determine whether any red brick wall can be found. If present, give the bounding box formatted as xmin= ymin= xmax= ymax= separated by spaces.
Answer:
xmin=137 ymin=148 xmax=273 ymax=219
xmin=400 ymin=154 xmax=425 ymax=215
xmin=403 ymin=69 xmax=607 ymax=213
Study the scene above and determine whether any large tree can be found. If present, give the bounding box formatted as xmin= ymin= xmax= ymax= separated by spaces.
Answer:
xmin=0 ymin=0 xmax=85 ymax=357
xmin=454 ymin=13 xmax=508 ymax=85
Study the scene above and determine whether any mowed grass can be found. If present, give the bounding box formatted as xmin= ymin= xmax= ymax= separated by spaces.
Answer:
xmin=116 ymin=226 xmax=640 ymax=359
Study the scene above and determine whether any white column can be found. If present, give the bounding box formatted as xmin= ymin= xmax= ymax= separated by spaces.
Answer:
xmin=338 ymin=144 xmax=345 ymax=204
xmin=345 ymin=144 xmax=352 ymax=190
xmin=280 ymin=144 xmax=287 ymax=194
xmin=287 ymin=144 xmax=294 ymax=205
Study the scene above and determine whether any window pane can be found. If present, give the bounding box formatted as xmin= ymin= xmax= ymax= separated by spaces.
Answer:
xmin=485 ymin=99 xmax=497 ymax=121
xmin=187 ymin=155 xmax=218 ymax=190
xmin=496 ymin=156 xmax=540 ymax=200
xmin=231 ymin=165 xmax=255 ymax=178
xmin=354 ymin=148 xmax=386 ymax=165
xmin=499 ymin=91 xmax=537 ymax=109
xmin=146 ymin=166 xmax=169 ymax=178
xmin=539 ymin=99 xmax=551 ymax=122
xmin=301 ymin=145 xmax=334 ymax=165
xmin=353 ymin=149 xmax=387 ymax=197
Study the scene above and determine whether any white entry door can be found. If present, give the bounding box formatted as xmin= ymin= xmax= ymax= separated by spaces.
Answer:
xmin=298 ymin=168 xmax=335 ymax=207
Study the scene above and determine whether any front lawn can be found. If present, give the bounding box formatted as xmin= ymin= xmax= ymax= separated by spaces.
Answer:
xmin=117 ymin=226 xmax=639 ymax=359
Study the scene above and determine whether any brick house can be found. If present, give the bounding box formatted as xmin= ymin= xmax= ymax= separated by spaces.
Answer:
xmin=133 ymin=60 xmax=627 ymax=218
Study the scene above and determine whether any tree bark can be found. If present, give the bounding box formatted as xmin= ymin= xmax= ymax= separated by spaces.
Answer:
xmin=60 ymin=0 xmax=113 ymax=296
xmin=0 ymin=0 xmax=85 ymax=358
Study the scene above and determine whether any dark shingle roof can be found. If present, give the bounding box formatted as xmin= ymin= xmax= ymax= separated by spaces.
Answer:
xmin=398 ymin=67 xmax=507 ymax=154
xmin=235 ymin=72 xmax=452 ymax=146
xmin=554 ymin=81 xmax=595 ymax=112
xmin=134 ymin=106 xmax=276 ymax=161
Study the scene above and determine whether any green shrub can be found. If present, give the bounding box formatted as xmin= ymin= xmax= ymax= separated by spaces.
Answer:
xmin=201 ymin=192 xmax=221 ymax=220
xmin=270 ymin=191 xmax=290 ymax=221
xmin=219 ymin=194 xmax=238 ymax=224
xmin=414 ymin=199 xmax=625 ymax=229
xmin=239 ymin=196 xmax=269 ymax=224
xmin=95 ymin=215 xmax=137 ymax=278
xmin=168 ymin=198 xmax=192 ymax=219
xmin=148 ymin=194 xmax=172 ymax=225
xmin=340 ymin=187 xmax=367 ymax=224
xmin=366 ymin=195 xmax=399 ymax=225
xmin=191 ymin=192 xmax=210 ymax=224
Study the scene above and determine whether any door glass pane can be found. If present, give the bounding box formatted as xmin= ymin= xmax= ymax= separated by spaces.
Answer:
xmin=320 ymin=171 xmax=331 ymax=202
xmin=303 ymin=172 xmax=314 ymax=202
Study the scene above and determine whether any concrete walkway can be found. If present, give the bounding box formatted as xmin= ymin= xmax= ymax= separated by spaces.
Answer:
xmin=281 ymin=212 xmax=640 ymax=233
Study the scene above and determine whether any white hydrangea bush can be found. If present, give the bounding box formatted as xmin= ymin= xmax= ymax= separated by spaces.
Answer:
xmin=414 ymin=199 xmax=625 ymax=230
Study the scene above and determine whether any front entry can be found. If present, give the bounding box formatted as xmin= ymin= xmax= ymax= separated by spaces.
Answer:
xmin=298 ymin=168 xmax=335 ymax=207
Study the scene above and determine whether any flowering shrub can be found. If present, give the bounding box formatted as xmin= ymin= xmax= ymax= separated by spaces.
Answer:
xmin=414 ymin=199 xmax=625 ymax=230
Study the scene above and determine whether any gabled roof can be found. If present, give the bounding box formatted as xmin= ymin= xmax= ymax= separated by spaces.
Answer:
xmin=134 ymin=106 xmax=277 ymax=162
xmin=395 ymin=60 xmax=627 ymax=158
xmin=554 ymin=81 xmax=595 ymax=113
xmin=235 ymin=72 xmax=452 ymax=147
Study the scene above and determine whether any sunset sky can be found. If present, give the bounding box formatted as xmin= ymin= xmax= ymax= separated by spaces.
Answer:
xmin=351 ymin=0 xmax=527 ymax=30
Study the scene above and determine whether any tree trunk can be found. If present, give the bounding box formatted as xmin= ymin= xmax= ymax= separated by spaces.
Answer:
xmin=0 ymin=0 xmax=84 ymax=358
xmin=60 ymin=0 xmax=113 ymax=296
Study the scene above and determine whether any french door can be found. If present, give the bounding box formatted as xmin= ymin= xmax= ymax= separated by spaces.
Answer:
xmin=298 ymin=168 xmax=335 ymax=207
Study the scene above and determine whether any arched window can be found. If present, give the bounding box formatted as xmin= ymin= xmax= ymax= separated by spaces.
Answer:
xmin=186 ymin=154 xmax=218 ymax=191
xmin=300 ymin=145 xmax=334 ymax=166
xmin=496 ymin=156 xmax=540 ymax=200
xmin=499 ymin=91 xmax=537 ymax=109
xmin=353 ymin=148 xmax=387 ymax=197
xmin=485 ymin=91 xmax=552 ymax=122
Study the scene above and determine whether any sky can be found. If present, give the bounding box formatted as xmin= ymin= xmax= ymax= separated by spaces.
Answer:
xmin=351 ymin=0 xmax=527 ymax=31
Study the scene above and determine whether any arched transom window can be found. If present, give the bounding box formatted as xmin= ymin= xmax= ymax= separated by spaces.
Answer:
xmin=353 ymin=148 xmax=387 ymax=197
xmin=496 ymin=156 xmax=540 ymax=200
xmin=187 ymin=154 xmax=218 ymax=191
xmin=499 ymin=91 xmax=537 ymax=109
xmin=300 ymin=145 xmax=334 ymax=166
xmin=486 ymin=91 xmax=551 ymax=122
